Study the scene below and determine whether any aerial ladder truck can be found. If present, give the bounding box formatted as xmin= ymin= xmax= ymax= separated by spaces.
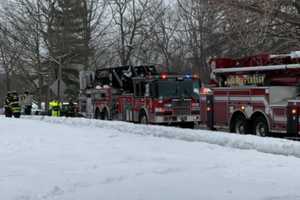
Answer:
xmin=199 ymin=51 xmax=300 ymax=138
xmin=79 ymin=65 xmax=201 ymax=128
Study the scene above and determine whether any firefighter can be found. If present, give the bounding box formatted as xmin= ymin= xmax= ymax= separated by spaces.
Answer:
xmin=5 ymin=91 xmax=21 ymax=118
xmin=4 ymin=92 xmax=13 ymax=117
xmin=21 ymin=91 xmax=33 ymax=115
xmin=49 ymin=100 xmax=61 ymax=117
xmin=67 ymin=99 xmax=76 ymax=117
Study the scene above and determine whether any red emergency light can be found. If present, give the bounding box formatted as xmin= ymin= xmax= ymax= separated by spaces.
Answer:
xmin=161 ymin=73 xmax=168 ymax=80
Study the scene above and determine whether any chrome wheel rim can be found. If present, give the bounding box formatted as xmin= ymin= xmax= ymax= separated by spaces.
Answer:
xmin=103 ymin=112 xmax=108 ymax=120
xmin=255 ymin=122 xmax=266 ymax=137
xmin=141 ymin=116 xmax=147 ymax=124
xmin=235 ymin=121 xmax=245 ymax=134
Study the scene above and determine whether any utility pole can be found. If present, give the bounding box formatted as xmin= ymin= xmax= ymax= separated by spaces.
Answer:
xmin=48 ymin=54 xmax=68 ymax=103
xmin=60 ymin=0 xmax=66 ymax=103
xmin=57 ymin=57 xmax=62 ymax=102
xmin=36 ymin=0 xmax=42 ymax=108
xmin=4 ymin=63 xmax=9 ymax=93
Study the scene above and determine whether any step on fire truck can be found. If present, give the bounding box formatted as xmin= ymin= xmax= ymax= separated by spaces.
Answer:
xmin=79 ymin=65 xmax=201 ymax=128
xmin=201 ymin=51 xmax=300 ymax=137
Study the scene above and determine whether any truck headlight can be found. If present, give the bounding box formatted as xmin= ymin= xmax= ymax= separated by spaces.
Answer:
xmin=155 ymin=108 xmax=165 ymax=113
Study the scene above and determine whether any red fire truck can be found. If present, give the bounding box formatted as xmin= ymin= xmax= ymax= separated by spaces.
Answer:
xmin=201 ymin=51 xmax=300 ymax=137
xmin=79 ymin=65 xmax=201 ymax=128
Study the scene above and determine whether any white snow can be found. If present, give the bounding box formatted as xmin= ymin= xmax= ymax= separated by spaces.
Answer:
xmin=1 ymin=116 xmax=300 ymax=200
xmin=27 ymin=116 xmax=300 ymax=158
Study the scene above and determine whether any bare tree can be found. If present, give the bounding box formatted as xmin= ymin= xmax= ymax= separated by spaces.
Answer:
xmin=214 ymin=0 xmax=300 ymax=53
xmin=147 ymin=1 xmax=180 ymax=67
xmin=109 ymin=0 xmax=156 ymax=65
xmin=176 ymin=0 xmax=226 ymax=82
xmin=2 ymin=0 xmax=300 ymax=103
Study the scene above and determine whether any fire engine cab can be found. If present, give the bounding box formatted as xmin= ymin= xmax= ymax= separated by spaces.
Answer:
xmin=79 ymin=65 xmax=201 ymax=128
xmin=202 ymin=51 xmax=300 ymax=137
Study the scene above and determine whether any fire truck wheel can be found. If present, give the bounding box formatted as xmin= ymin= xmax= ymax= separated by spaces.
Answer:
xmin=180 ymin=122 xmax=195 ymax=129
xmin=139 ymin=113 xmax=148 ymax=124
xmin=95 ymin=109 xmax=101 ymax=119
xmin=253 ymin=116 xmax=269 ymax=137
xmin=233 ymin=116 xmax=248 ymax=134
xmin=101 ymin=109 xmax=109 ymax=120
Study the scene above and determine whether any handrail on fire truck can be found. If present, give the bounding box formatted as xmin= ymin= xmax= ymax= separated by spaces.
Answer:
xmin=211 ymin=51 xmax=300 ymax=75
xmin=210 ymin=52 xmax=300 ymax=87
xmin=212 ymin=63 xmax=300 ymax=74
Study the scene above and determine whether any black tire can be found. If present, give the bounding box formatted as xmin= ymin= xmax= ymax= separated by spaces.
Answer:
xmin=180 ymin=122 xmax=195 ymax=129
xmin=253 ymin=116 xmax=269 ymax=137
xmin=101 ymin=109 xmax=109 ymax=120
xmin=233 ymin=115 xmax=248 ymax=134
xmin=95 ymin=109 xmax=101 ymax=119
xmin=139 ymin=112 xmax=148 ymax=124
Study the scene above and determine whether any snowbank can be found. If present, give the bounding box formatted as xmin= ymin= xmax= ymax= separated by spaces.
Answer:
xmin=4 ymin=117 xmax=300 ymax=200
xmin=25 ymin=116 xmax=300 ymax=158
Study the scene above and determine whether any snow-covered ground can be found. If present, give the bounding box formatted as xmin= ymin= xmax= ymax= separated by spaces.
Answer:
xmin=2 ymin=117 xmax=300 ymax=200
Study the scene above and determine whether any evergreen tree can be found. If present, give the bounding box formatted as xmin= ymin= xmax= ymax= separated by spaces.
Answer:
xmin=48 ymin=0 xmax=90 ymax=99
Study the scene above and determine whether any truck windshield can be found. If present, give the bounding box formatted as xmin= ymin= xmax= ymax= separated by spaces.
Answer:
xmin=155 ymin=80 xmax=195 ymax=98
